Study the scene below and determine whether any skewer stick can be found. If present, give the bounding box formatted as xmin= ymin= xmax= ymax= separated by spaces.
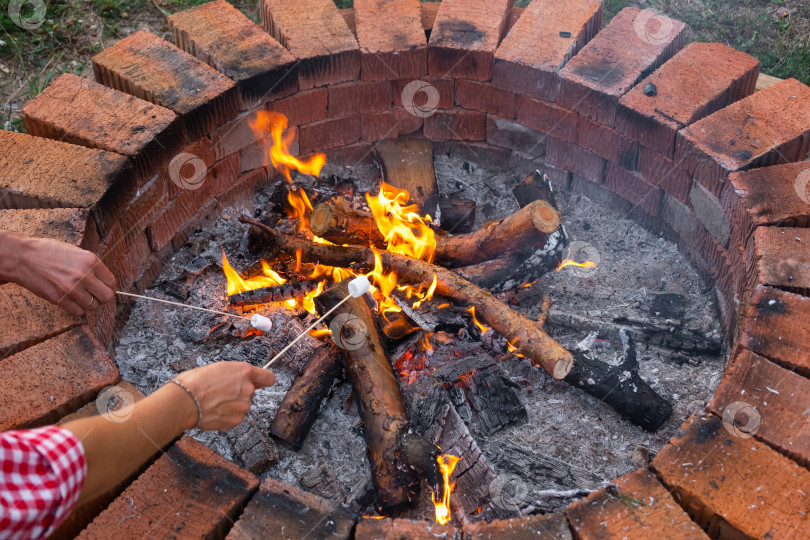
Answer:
xmin=116 ymin=291 xmax=253 ymax=321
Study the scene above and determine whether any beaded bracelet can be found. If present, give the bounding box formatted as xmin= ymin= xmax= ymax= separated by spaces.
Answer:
xmin=172 ymin=379 xmax=202 ymax=429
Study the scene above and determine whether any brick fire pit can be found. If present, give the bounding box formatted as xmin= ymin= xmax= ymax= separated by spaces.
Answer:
xmin=2 ymin=0 xmax=810 ymax=538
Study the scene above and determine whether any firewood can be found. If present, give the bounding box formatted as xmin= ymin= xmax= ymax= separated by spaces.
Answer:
xmin=241 ymin=216 xmax=574 ymax=380
xmin=229 ymin=280 xmax=322 ymax=308
xmin=512 ymin=170 xmax=558 ymax=209
xmin=269 ymin=344 xmax=342 ymax=450
xmin=372 ymin=138 xmax=439 ymax=219
xmin=314 ymin=279 xmax=420 ymax=509
xmin=438 ymin=198 xmax=476 ymax=233
xmin=309 ymin=199 xmax=385 ymax=248
xmin=391 ymin=291 xmax=466 ymax=334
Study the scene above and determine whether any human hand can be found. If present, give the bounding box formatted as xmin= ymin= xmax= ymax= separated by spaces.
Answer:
xmin=9 ymin=235 xmax=116 ymax=316
xmin=173 ymin=362 xmax=276 ymax=432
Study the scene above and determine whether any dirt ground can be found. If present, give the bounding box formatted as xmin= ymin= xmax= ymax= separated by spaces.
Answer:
xmin=1 ymin=0 xmax=808 ymax=131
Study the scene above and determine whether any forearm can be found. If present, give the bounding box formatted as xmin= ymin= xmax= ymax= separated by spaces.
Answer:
xmin=63 ymin=383 xmax=198 ymax=506
xmin=0 ymin=230 xmax=28 ymax=283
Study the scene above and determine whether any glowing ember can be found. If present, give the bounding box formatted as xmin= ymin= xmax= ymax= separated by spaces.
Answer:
xmin=555 ymin=259 xmax=598 ymax=271
xmin=308 ymin=328 xmax=332 ymax=339
xmin=465 ymin=306 xmax=490 ymax=333
xmin=249 ymin=111 xmax=325 ymax=182
xmin=432 ymin=454 xmax=461 ymax=525
xmin=222 ymin=250 xmax=285 ymax=296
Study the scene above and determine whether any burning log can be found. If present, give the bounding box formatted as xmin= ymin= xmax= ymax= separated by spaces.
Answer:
xmin=391 ymin=292 xmax=467 ymax=334
xmin=314 ymin=279 xmax=420 ymax=509
xmin=372 ymin=138 xmax=439 ymax=219
xmin=240 ymin=216 xmax=574 ymax=380
xmin=269 ymin=344 xmax=342 ymax=450
xmin=309 ymin=199 xmax=386 ymax=249
xmin=229 ymin=280 xmax=322 ymax=308
xmin=512 ymin=170 xmax=558 ymax=209
xmin=437 ymin=198 xmax=476 ymax=234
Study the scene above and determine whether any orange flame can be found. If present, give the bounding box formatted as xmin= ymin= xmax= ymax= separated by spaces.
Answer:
xmin=432 ymin=454 xmax=461 ymax=525
xmin=223 ymin=250 xmax=286 ymax=296
xmin=309 ymin=328 xmax=332 ymax=339
xmin=287 ymin=186 xmax=315 ymax=232
xmin=555 ymin=259 xmax=598 ymax=271
xmin=249 ymin=111 xmax=326 ymax=182
xmin=367 ymin=182 xmax=436 ymax=263
xmin=466 ymin=306 xmax=490 ymax=333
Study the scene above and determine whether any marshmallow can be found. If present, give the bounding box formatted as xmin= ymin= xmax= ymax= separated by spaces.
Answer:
xmin=250 ymin=314 xmax=273 ymax=332
xmin=348 ymin=276 xmax=371 ymax=298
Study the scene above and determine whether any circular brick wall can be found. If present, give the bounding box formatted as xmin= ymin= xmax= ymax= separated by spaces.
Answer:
xmin=2 ymin=0 xmax=810 ymax=537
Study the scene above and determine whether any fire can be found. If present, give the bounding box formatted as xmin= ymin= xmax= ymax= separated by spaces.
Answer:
xmin=556 ymin=259 xmax=598 ymax=271
xmin=287 ymin=186 xmax=315 ymax=232
xmin=309 ymin=328 xmax=332 ymax=339
xmin=465 ymin=306 xmax=490 ymax=333
xmin=249 ymin=111 xmax=325 ymax=182
xmin=432 ymin=454 xmax=461 ymax=525
xmin=222 ymin=250 xmax=286 ymax=296
xmin=367 ymin=182 xmax=436 ymax=263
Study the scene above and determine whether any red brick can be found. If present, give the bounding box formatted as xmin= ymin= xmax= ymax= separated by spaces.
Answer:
xmin=545 ymin=137 xmax=605 ymax=184
xmin=464 ymin=513 xmax=572 ymax=539
xmin=97 ymin=223 xmax=129 ymax=292
xmin=216 ymin=168 xmax=272 ymax=209
xmin=710 ymin=347 xmax=810 ymax=468
xmin=675 ymin=78 xmax=810 ymax=198
xmin=455 ymin=79 xmax=516 ymax=118
xmin=427 ymin=0 xmax=513 ymax=81
xmin=328 ymin=80 xmax=393 ymax=117
xmin=605 ymin=162 xmax=662 ymax=216
xmin=354 ymin=0 xmax=426 ymax=81
xmin=170 ymin=198 xmax=223 ymax=253
xmin=393 ymin=77 xmax=454 ymax=109
xmin=362 ymin=111 xmax=399 ymax=141
xmin=652 ymin=413 xmax=810 ymax=539
xmin=660 ymin=191 xmax=698 ymax=239
xmin=340 ymin=7 xmax=356 ymax=37
xmin=486 ymin=115 xmax=545 ymax=158
xmin=394 ymin=106 xmax=424 ymax=135
xmin=0 ymin=284 xmax=80 ymax=359
xmin=92 ymin=30 xmax=239 ymax=140
xmin=423 ymin=109 xmax=486 ymax=141
xmin=325 ymin=141 xmax=375 ymax=166
xmin=214 ymin=108 xmax=272 ymax=160
xmin=80 ymin=436 xmax=258 ymax=538
xmin=566 ymin=469 xmax=708 ymax=539
xmin=299 ymin=116 xmax=362 ymax=154
xmin=689 ymin=181 xmax=731 ymax=248
xmin=259 ymin=0 xmax=360 ymax=89
xmin=575 ymin=116 xmax=638 ymax=169
xmin=21 ymin=74 xmax=179 ymax=186
xmin=0 ymin=207 xmax=96 ymax=251
xmin=0 ymin=327 xmax=119 ymax=430
xmin=558 ymin=8 xmax=687 ymax=125
xmin=168 ymin=0 xmax=298 ymax=109
xmin=267 ymin=88 xmax=328 ymax=126
xmin=754 ymin=227 xmax=810 ymax=290
xmin=420 ymin=1 xmax=439 ymax=32
xmin=638 ymin=146 xmax=691 ymax=203
xmin=119 ymin=173 xmax=169 ymax=247
xmin=227 ymin=477 xmax=355 ymax=539
xmin=493 ymin=0 xmax=602 ymax=102
xmin=616 ymin=43 xmax=759 ymax=157
xmin=355 ymin=518 xmax=460 ymax=540
xmin=740 ymin=286 xmax=810 ymax=375
xmin=516 ymin=95 xmax=578 ymax=143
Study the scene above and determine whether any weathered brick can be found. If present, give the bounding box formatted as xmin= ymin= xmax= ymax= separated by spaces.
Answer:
xmin=493 ymin=0 xmax=602 ymax=102
xmin=740 ymin=286 xmax=810 ymax=375
xmin=216 ymin=168 xmax=271 ymax=209
xmin=516 ymin=95 xmax=578 ymax=143
xmin=754 ymin=227 xmax=810 ymax=290
xmin=328 ymin=81 xmax=393 ymax=117
xmin=616 ymin=43 xmax=759 ymax=157
xmin=340 ymin=7 xmax=356 ymax=36
xmin=80 ymin=436 xmax=258 ymax=538
xmin=393 ymin=77 xmax=454 ymax=109
xmin=236 ymin=126 xmax=297 ymax=172
xmin=486 ymin=115 xmax=546 ymax=158
xmin=660 ymin=191 xmax=697 ymax=239
xmin=214 ymin=108 xmax=271 ymax=160
xmin=394 ymin=106 xmax=424 ymax=135
xmin=0 ymin=284 xmax=80 ymax=359
xmin=355 ymin=518 xmax=460 ymax=540
xmin=20 ymin=74 xmax=178 ymax=190
xmin=226 ymin=477 xmax=355 ymax=539
xmin=119 ymin=173 xmax=169 ymax=246
xmin=423 ymin=109 xmax=486 ymax=141
xmin=362 ymin=111 xmax=399 ymax=141
xmin=420 ymin=1 xmax=440 ymax=32
xmin=558 ymin=8 xmax=687 ymax=125
xmin=299 ymin=116 xmax=362 ymax=154
xmin=354 ymin=0 xmax=426 ymax=81
xmin=168 ymin=0 xmax=298 ymax=109
xmin=690 ymin=181 xmax=731 ymax=248
xmin=92 ymin=30 xmax=239 ymax=140
xmin=428 ymin=0 xmax=513 ymax=81
xmin=605 ymin=162 xmax=662 ymax=216
xmin=0 ymin=130 xmax=133 ymax=237
xmin=170 ymin=198 xmax=223 ymax=253
xmin=267 ymin=88 xmax=328 ymax=126
xmin=545 ymin=137 xmax=605 ymax=184
xmin=652 ymin=413 xmax=810 ymax=539
xmin=464 ymin=513 xmax=572 ymax=539
xmin=710 ymin=347 xmax=810 ymax=468
xmin=0 ymin=327 xmax=119 ymax=430
xmin=567 ymin=469 xmax=708 ymax=539
xmin=575 ymin=117 xmax=639 ymax=169
xmin=638 ymin=146 xmax=691 ymax=203
xmin=675 ymin=78 xmax=810 ymax=198
xmin=455 ymin=79 xmax=516 ymax=118
xmin=325 ymin=141 xmax=375 ymax=166
xmin=259 ymin=0 xmax=360 ymax=89
xmin=0 ymin=207 xmax=96 ymax=251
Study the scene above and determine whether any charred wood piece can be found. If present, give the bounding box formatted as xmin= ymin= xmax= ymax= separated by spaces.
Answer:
xmin=391 ymin=292 xmax=466 ymax=334
xmin=513 ymin=170 xmax=558 ymax=209
xmin=229 ymin=280 xmax=322 ymax=307
xmin=372 ymin=138 xmax=439 ymax=219
xmin=438 ymin=198 xmax=476 ymax=234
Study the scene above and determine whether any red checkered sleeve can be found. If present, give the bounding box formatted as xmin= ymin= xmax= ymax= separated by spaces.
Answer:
xmin=0 ymin=426 xmax=86 ymax=539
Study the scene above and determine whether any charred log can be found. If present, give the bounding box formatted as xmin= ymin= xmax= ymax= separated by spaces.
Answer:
xmin=309 ymin=199 xmax=385 ymax=249
xmin=391 ymin=292 xmax=466 ymax=334
xmin=438 ymin=198 xmax=476 ymax=234
xmin=269 ymin=344 xmax=342 ymax=450
xmin=372 ymin=138 xmax=439 ymax=219
xmin=229 ymin=280 xmax=322 ymax=308
xmin=512 ymin=170 xmax=557 ymax=209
